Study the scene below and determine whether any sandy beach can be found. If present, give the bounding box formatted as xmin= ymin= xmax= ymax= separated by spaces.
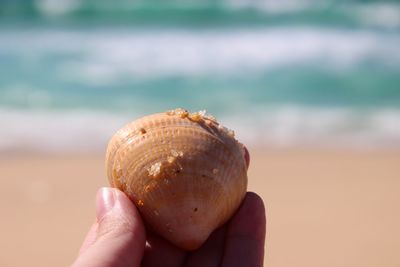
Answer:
xmin=2 ymin=0 xmax=400 ymax=266
xmin=1 ymin=149 xmax=399 ymax=267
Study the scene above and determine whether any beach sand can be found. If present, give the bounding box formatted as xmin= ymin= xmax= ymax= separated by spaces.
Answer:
xmin=1 ymin=149 xmax=399 ymax=267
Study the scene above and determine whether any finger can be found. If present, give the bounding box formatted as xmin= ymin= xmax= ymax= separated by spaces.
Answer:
xmin=244 ymin=146 xmax=250 ymax=169
xmin=78 ymin=220 xmax=98 ymax=254
xmin=141 ymin=230 xmax=187 ymax=267
xmin=72 ymin=187 xmax=146 ymax=267
xmin=221 ymin=192 xmax=266 ymax=267
xmin=185 ymin=226 xmax=226 ymax=267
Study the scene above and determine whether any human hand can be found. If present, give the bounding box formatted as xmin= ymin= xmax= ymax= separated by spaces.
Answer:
xmin=72 ymin=150 xmax=266 ymax=267
xmin=71 ymin=187 xmax=265 ymax=267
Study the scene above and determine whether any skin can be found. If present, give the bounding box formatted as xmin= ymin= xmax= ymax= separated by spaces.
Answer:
xmin=72 ymin=149 xmax=266 ymax=267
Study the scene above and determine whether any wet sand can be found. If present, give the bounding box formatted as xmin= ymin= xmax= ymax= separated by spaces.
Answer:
xmin=1 ymin=149 xmax=399 ymax=267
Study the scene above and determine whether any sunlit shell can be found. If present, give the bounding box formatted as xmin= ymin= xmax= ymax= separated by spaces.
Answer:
xmin=105 ymin=108 xmax=248 ymax=250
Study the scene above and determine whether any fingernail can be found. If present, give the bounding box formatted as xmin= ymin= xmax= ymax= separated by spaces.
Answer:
xmin=96 ymin=187 xmax=115 ymax=221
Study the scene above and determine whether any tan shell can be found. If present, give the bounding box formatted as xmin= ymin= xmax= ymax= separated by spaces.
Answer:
xmin=105 ymin=108 xmax=248 ymax=250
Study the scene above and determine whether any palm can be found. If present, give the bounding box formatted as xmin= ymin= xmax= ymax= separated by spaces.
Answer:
xmin=141 ymin=192 xmax=265 ymax=267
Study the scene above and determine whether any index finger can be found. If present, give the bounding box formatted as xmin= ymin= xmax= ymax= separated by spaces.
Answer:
xmin=221 ymin=192 xmax=266 ymax=267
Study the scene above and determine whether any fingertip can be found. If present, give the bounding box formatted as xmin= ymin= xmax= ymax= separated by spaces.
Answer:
xmin=244 ymin=146 xmax=250 ymax=169
xmin=244 ymin=192 xmax=266 ymax=222
xmin=112 ymin=187 xmax=142 ymax=218
xmin=247 ymin=192 xmax=266 ymax=237
xmin=96 ymin=187 xmax=143 ymax=226
xmin=231 ymin=192 xmax=266 ymax=237
xmin=96 ymin=187 xmax=145 ymax=242
xmin=73 ymin=187 xmax=146 ymax=267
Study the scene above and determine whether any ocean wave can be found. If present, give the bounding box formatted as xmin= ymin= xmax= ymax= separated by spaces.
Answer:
xmin=1 ymin=107 xmax=400 ymax=153
xmin=1 ymin=27 xmax=399 ymax=111
xmin=0 ymin=109 xmax=132 ymax=153
xmin=1 ymin=0 xmax=399 ymax=29
xmin=228 ymin=106 xmax=400 ymax=149
xmin=1 ymin=27 xmax=399 ymax=81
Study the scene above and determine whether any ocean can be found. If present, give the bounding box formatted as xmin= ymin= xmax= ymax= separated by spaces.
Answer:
xmin=1 ymin=0 xmax=400 ymax=152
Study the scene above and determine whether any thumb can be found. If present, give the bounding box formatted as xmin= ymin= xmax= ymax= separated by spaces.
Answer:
xmin=72 ymin=187 xmax=146 ymax=267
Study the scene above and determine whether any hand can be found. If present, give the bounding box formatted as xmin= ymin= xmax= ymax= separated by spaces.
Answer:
xmin=71 ymin=187 xmax=265 ymax=267
xmin=72 ymin=149 xmax=266 ymax=267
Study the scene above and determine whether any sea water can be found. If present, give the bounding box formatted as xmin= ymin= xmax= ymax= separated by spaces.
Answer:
xmin=0 ymin=0 xmax=400 ymax=152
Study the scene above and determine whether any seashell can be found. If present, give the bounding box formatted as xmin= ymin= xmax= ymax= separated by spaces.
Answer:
xmin=105 ymin=108 xmax=248 ymax=250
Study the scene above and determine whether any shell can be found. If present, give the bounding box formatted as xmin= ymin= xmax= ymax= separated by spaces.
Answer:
xmin=105 ymin=108 xmax=248 ymax=250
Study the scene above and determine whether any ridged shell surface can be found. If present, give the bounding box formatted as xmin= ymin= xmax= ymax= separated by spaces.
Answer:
xmin=105 ymin=109 xmax=248 ymax=250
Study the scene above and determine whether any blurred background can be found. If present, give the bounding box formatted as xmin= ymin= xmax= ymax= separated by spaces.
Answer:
xmin=0 ymin=0 xmax=399 ymax=266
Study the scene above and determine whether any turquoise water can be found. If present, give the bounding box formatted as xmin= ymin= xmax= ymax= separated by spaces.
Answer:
xmin=2 ymin=0 xmax=400 ymax=30
xmin=1 ymin=0 xmax=400 ymax=152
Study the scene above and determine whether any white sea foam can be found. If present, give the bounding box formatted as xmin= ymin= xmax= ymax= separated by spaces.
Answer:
xmin=1 ymin=107 xmax=400 ymax=153
xmin=226 ymin=106 xmax=400 ymax=150
xmin=226 ymin=0 xmax=325 ymax=13
xmin=0 ymin=109 xmax=132 ymax=153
